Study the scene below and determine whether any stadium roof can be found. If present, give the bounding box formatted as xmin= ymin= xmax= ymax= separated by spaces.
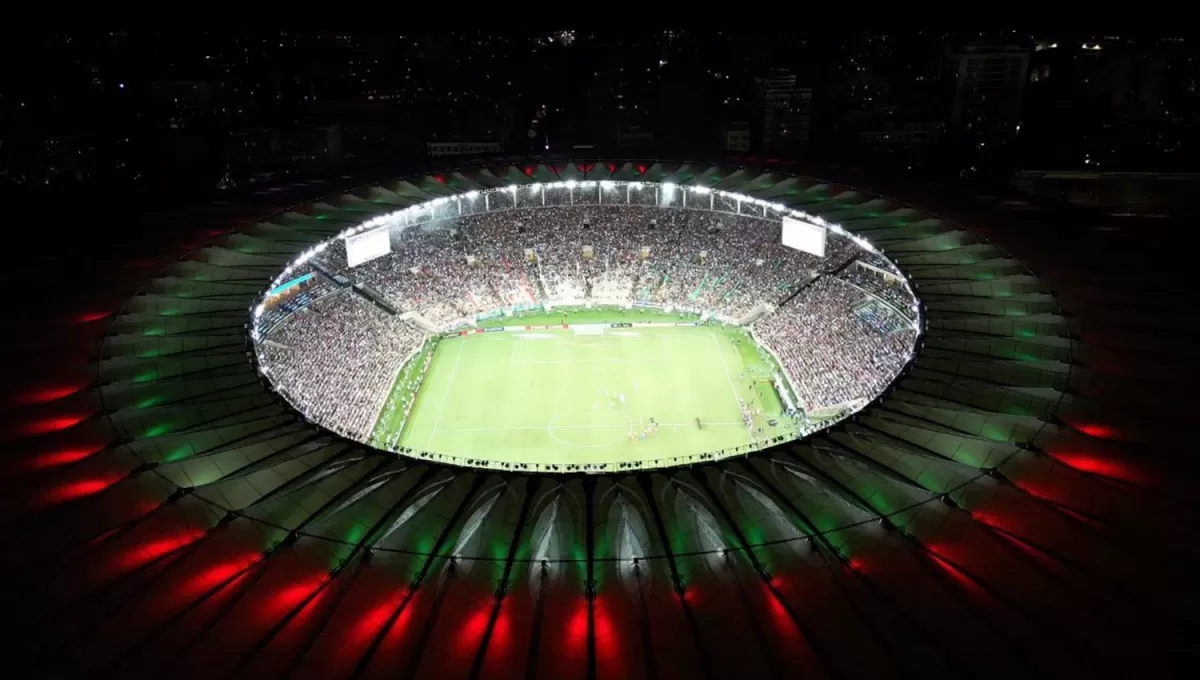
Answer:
xmin=1 ymin=157 xmax=1192 ymax=678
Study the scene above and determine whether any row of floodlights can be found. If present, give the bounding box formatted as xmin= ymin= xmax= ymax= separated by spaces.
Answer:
xmin=260 ymin=180 xmax=884 ymax=305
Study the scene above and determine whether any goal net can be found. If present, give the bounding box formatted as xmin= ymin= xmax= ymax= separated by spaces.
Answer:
xmin=572 ymin=324 xmax=606 ymax=337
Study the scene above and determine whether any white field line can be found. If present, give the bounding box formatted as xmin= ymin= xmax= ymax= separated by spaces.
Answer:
xmin=426 ymin=339 xmax=466 ymax=449
xmin=510 ymin=358 xmax=662 ymax=365
xmin=710 ymin=331 xmax=754 ymax=440
xmin=435 ymin=421 xmax=743 ymax=434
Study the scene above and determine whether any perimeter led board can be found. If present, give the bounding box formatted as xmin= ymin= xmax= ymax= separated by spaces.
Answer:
xmin=346 ymin=226 xmax=391 ymax=268
xmin=782 ymin=215 xmax=826 ymax=257
xmin=267 ymin=272 xmax=314 ymax=296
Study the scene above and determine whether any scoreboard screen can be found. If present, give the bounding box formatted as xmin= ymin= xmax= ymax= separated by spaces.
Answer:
xmin=781 ymin=216 xmax=827 ymax=257
xmin=346 ymin=227 xmax=391 ymax=268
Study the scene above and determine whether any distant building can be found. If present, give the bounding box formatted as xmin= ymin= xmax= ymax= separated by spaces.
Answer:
xmin=426 ymin=141 xmax=503 ymax=158
xmin=755 ymin=71 xmax=812 ymax=155
xmin=345 ymin=124 xmax=422 ymax=158
xmin=322 ymin=124 xmax=343 ymax=162
xmin=228 ymin=128 xmax=281 ymax=169
xmin=226 ymin=124 xmax=344 ymax=177
xmin=0 ymin=134 xmax=97 ymax=187
xmin=1012 ymin=170 xmax=1200 ymax=217
xmin=616 ymin=126 xmax=655 ymax=150
xmin=859 ymin=121 xmax=944 ymax=154
xmin=723 ymin=124 xmax=751 ymax=153
xmin=1020 ymin=38 xmax=1197 ymax=171
xmin=149 ymin=80 xmax=214 ymax=131
xmin=949 ymin=44 xmax=1030 ymax=138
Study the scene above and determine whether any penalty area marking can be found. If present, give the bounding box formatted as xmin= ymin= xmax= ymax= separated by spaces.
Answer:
xmin=710 ymin=331 xmax=754 ymax=438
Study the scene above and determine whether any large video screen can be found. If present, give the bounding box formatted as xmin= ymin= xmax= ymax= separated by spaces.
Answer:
xmin=781 ymin=216 xmax=827 ymax=257
xmin=346 ymin=227 xmax=391 ymax=268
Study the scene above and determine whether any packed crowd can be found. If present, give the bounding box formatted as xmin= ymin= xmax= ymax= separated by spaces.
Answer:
xmin=258 ymin=290 xmax=426 ymax=441
xmin=314 ymin=201 xmax=864 ymax=325
xmin=754 ymin=276 xmax=917 ymax=412
xmin=855 ymin=299 xmax=912 ymax=336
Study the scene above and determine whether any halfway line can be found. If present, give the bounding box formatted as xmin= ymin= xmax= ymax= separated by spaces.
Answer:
xmin=435 ymin=421 xmax=744 ymax=433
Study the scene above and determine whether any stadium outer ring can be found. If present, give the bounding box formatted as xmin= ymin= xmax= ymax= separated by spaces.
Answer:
xmin=243 ymin=180 xmax=926 ymax=474
xmin=82 ymin=156 xmax=1074 ymax=557
xmin=25 ymin=158 xmax=1193 ymax=680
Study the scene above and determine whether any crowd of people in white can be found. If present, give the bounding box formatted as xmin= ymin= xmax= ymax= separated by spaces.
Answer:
xmin=258 ymin=290 xmax=425 ymax=441
xmin=754 ymin=276 xmax=916 ymax=412
xmin=256 ymin=197 xmax=919 ymax=444
xmin=316 ymin=195 xmax=863 ymax=326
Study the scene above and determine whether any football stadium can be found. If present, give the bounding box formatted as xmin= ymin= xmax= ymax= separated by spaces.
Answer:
xmin=250 ymin=181 xmax=921 ymax=471
xmin=3 ymin=158 xmax=1191 ymax=678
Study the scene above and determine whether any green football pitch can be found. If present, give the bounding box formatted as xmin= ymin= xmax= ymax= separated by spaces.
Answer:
xmin=370 ymin=312 xmax=795 ymax=469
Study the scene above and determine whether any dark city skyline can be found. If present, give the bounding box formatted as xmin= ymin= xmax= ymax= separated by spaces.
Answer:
xmin=3 ymin=31 xmax=1197 ymax=209
xmin=1 ymin=30 xmax=1196 ymax=680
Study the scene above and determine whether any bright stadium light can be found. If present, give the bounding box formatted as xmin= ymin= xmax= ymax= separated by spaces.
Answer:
xmin=854 ymin=235 xmax=878 ymax=254
xmin=466 ymin=190 xmax=479 ymax=199
xmin=566 ymin=180 xmax=577 ymax=189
